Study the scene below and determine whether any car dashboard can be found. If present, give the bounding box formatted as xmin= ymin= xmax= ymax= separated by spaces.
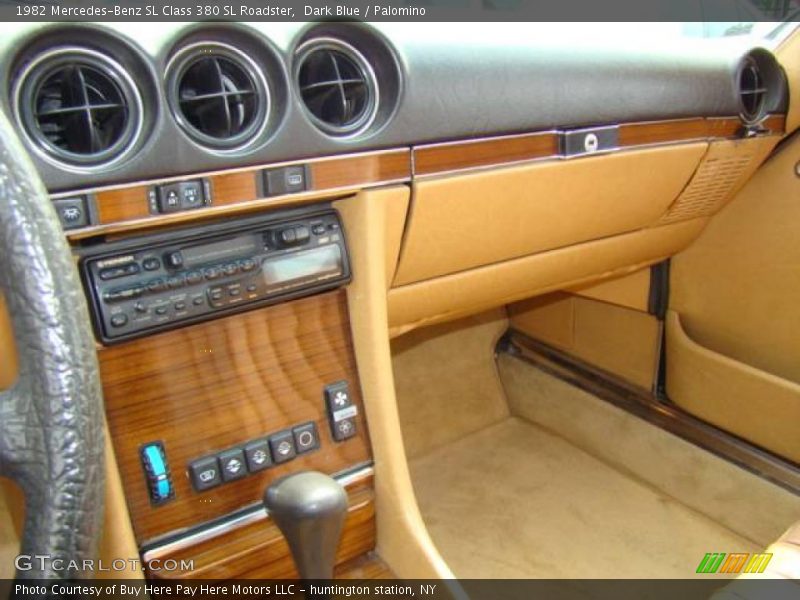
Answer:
xmin=0 ymin=20 xmax=793 ymax=580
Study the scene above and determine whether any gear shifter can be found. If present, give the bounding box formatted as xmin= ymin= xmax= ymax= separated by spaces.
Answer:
xmin=263 ymin=471 xmax=348 ymax=579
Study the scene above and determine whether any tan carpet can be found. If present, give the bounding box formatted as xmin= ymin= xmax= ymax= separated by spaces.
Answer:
xmin=498 ymin=353 xmax=800 ymax=547
xmin=393 ymin=311 xmax=799 ymax=579
xmin=410 ymin=417 xmax=757 ymax=579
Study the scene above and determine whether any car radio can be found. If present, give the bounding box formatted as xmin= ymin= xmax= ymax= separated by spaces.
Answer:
xmin=80 ymin=207 xmax=350 ymax=344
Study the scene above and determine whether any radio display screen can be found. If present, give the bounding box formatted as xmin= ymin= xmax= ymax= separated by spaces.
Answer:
xmin=263 ymin=245 xmax=342 ymax=287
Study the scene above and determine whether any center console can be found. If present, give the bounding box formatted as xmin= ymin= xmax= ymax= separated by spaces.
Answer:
xmin=80 ymin=204 xmax=376 ymax=578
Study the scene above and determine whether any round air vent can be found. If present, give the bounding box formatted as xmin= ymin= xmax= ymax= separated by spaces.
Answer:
xmin=167 ymin=43 xmax=268 ymax=150
xmin=738 ymin=56 xmax=767 ymax=125
xmin=295 ymin=39 xmax=378 ymax=136
xmin=14 ymin=48 xmax=142 ymax=168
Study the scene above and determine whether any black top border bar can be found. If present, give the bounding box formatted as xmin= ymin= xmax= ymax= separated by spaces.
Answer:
xmin=0 ymin=0 xmax=798 ymax=23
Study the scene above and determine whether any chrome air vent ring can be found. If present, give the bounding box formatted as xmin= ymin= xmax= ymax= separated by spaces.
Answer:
xmin=166 ymin=42 xmax=270 ymax=152
xmin=294 ymin=38 xmax=379 ymax=137
xmin=13 ymin=47 xmax=143 ymax=171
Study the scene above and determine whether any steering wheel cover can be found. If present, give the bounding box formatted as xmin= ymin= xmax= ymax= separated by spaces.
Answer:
xmin=0 ymin=110 xmax=105 ymax=579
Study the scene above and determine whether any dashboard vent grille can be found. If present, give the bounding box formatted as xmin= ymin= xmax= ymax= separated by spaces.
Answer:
xmin=738 ymin=57 xmax=767 ymax=124
xmin=296 ymin=41 xmax=377 ymax=136
xmin=15 ymin=49 xmax=141 ymax=167
xmin=169 ymin=46 xmax=267 ymax=149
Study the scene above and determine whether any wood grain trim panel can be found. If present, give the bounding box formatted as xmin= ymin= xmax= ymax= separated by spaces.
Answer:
xmin=413 ymin=115 xmax=786 ymax=177
xmin=96 ymin=185 xmax=151 ymax=223
xmin=312 ymin=151 xmax=410 ymax=190
xmin=413 ymin=131 xmax=558 ymax=176
xmin=100 ymin=290 xmax=371 ymax=543
xmin=617 ymin=117 xmax=709 ymax=146
xmin=63 ymin=149 xmax=410 ymax=238
xmin=147 ymin=480 xmax=376 ymax=580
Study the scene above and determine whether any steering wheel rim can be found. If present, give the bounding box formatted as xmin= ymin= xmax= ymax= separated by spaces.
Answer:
xmin=0 ymin=110 xmax=105 ymax=579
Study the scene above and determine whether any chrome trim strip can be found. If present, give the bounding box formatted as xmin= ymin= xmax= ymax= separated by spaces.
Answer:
xmin=141 ymin=464 xmax=374 ymax=562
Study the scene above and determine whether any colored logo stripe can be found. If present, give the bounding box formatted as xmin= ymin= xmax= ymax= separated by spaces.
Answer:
xmin=720 ymin=553 xmax=749 ymax=573
xmin=696 ymin=552 xmax=773 ymax=574
xmin=697 ymin=553 xmax=726 ymax=573
xmin=744 ymin=553 xmax=773 ymax=574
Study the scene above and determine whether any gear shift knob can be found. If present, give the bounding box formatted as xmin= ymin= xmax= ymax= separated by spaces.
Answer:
xmin=264 ymin=471 xmax=348 ymax=579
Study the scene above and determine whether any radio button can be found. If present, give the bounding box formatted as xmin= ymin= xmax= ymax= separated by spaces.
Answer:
xmin=174 ymin=301 xmax=187 ymax=311
xmin=110 ymin=314 xmax=128 ymax=328
xmin=142 ymin=257 xmax=161 ymax=271
xmin=208 ymin=287 xmax=225 ymax=305
xmin=246 ymin=284 xmax=258 ymax=293
xmin=100 ymin=263 xmax=139 ymax=280
xmin=167 ymin=276 xmax=185 ymax=289
xmin=147 ymin=279 xmax=167 ymax=293
xmin=311 ymin=224 xmax=326 ymax=235
xmin=186 ymin=271 xmax=203 ymax=285
xmin=223 ymin=263 xmax=239 ymax=276
xmin=279 ymin=228 xmax=296 ymax=245
xmin=154 ymin=306 xmax=168 ymax=316
xmin=240 ymin=258 xmax=256 ymax=272
xmin=133 ymin=302 xmax=148 ymax=314
xmin=204 ymin=266 xmax=222 ymax=280
xmin=164 ymin=251 xmax=183 ymax=269
xmin=104 ymin=286 xmax=143 ymax=303
xmin=192 ymin=296 xmax=205 ymax=306
xmin=295 ymin=225 xmax=310 ymax=244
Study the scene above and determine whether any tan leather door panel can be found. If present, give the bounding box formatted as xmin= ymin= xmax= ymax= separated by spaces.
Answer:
xmin=668 ymin=133 xmax=800 ymax=463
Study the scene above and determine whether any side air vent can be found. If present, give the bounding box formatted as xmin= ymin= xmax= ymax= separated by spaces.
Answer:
xmin=295 ymin=39 xmax=378 ymax=136
xmin=738 ymin=56 xmax=767 ymax=125
xmin=14 ymin=48 xmax=142 ymax=168
xmin=167 ymin=44 xmax=268 ymax=150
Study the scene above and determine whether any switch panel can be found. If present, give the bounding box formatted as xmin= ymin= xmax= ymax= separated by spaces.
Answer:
xmin=151 ymin=178 xmax=210 ymax=214
xmin=140 ymin=442 xmax=174 ymax=505
xmin=189 ymin=456 xmax=222 ymax=492
xmin=325 ymin=381 xmax=358 ymax=441
xmin=263 ymin=165 xmax=310 ymax=196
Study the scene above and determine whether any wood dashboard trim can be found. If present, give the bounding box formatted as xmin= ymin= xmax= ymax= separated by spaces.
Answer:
xmin=413 ymin=115 xmax=786 ymax=177
xmin=60 ymin=148 xmax=411 ymax=240
xmin=99 ymin=289 xmax=372 ymax=543
xmin=57 ymin=115 xmax=786 ymax=241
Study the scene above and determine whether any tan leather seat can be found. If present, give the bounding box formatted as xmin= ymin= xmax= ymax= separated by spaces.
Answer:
xmin=712 ymin=522 xmax=800 ymax=598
